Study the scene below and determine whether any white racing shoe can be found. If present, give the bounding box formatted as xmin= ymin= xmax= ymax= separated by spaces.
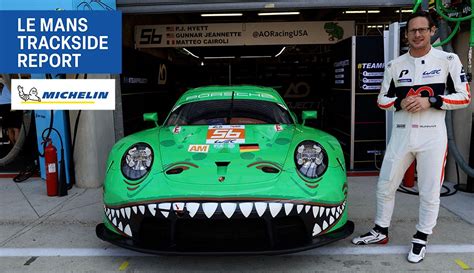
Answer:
xmin=407 ymin=238 xmax=427 ymax=263
xmin=352 ymin=229 xmax=389 ymax=245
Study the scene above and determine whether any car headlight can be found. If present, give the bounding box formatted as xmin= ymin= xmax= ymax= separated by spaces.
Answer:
xmin=294 ymin=141 xmax=328 ymax=179
xmin=121 ymin=143 xmax=153 ymax=180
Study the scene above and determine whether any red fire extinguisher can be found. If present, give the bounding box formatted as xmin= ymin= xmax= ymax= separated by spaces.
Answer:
xmin=44 ymin=138 xmax=58 ymax=196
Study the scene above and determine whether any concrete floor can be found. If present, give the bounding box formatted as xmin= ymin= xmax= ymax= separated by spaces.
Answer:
xmin=0 ymin=176 xmax=473 ymax=272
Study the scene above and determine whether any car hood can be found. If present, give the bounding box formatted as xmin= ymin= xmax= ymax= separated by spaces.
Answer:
xmin=157 ymin=124 xmax=296 ymax=185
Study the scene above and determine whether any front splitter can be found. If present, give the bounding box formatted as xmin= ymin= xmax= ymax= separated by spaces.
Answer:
xmin=96 ymin=220 xmax=354 ymax=256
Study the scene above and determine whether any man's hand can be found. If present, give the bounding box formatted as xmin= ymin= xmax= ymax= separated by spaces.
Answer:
xmin=401 ymin=95 xmax=430 ymax=113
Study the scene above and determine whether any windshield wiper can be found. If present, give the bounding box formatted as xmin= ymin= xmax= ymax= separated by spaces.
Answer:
xmin=227 ymin=91 xmax=235 ymax=125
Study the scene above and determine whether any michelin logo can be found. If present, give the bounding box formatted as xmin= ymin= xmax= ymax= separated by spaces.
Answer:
xmin=18 ymin=85 xmax=109 ymax=100
xmin=18 ymin=86 xmax=41 ymax=102
xmin=42 ymin=91 xmax=109 ymax=99
xmin=11 ymin=79 xmax=115 ymax=110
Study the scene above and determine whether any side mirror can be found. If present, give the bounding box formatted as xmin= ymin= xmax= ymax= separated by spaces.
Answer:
xmin=143 ymin=112 xmax=158 ymax=127
xmin=301 ymin=111 xmax=317 ymax=126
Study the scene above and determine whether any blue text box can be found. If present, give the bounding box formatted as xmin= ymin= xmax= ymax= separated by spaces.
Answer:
xmin=0 ymin=10 xmax=121 ymax=73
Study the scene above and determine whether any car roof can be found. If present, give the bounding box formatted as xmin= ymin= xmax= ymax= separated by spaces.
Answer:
xmin=175 ymin=85 xmax=286 ymax=106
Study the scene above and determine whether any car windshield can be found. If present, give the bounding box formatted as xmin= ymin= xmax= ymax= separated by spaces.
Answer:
xmin=165 ymin=99 xmax=293 ymax=126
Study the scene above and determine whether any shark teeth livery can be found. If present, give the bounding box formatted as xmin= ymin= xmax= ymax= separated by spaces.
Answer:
xmin=104 ymin=200 xmax=347 ymax=238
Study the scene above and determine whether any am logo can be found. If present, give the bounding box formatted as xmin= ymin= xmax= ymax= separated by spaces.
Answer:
xmin=188 ymin=145 xmax=209 ymax=153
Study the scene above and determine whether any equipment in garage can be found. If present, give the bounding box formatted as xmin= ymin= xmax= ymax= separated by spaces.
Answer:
xmin=121 ymin=49 xmax=174 ymax=136
xmin=33 ymin=74 xmax=73 ymax=189
xmin=327 ymin=36 xmax=386 ymax=171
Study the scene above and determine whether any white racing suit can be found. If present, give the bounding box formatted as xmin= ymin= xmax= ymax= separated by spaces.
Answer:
xmin=376 ymin=47 xmax=471 ymax=234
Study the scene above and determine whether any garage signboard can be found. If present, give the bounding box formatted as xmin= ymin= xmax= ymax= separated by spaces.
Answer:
xmin=135 ymin=21 xmax=354 ymax=48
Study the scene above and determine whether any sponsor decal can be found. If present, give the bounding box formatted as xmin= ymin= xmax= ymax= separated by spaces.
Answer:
xmin=124 ymin=77 xmax=147 ymax=84
xmin=447 ymin=55 xmax=454 ymax=61
xmin=185 ymin=92 xmax=275 ymax=101
xmin=422 ymin=69 xmax=441 ymax=78
xmin=275 ymin=124 xmax=283 ymax=131
xmin=399 ymin=70 xmax=409 ymax=78
xmin=11 ymin=79 xmax=115 ymax=110
xmin=363 ymin=71 xmax=383 ymax=77
xmin=406 ymin=86 xmax=434 ymax=97
xmin=362 ymin=78 xmax=383 ymax=83
xmin=334 ymin=60 xmax=349 ymax=67
xmin=362 ymin=84 xmax=380 ymax=90
xmin=239 ymin=144 xmax=259 ymax=153
xmin=213 ymin=143 xmax=225 ymax=150
xmin=396 ymin=124 xmax=406 ymax=128
xmin=412 ymin=124 xmax=419 ymax=128
xmin=359 ymin=63 xmax=384 ymax=69
xmin=420 ymin=125 xmax=436 ymax=128
xmin=172 ymin=126 xmax=181 ymax=134
xmin=188 ymin=144 xmax=209 ymax=153
xmin=397 ymin=79 xmax=412 ymax=83
xmin=206 ymin=125 xmax=245 ymax=144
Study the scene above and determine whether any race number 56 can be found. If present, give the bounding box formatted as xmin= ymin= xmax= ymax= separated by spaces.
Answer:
xmin=210 ymin=129 xmax=241 ymax=139
xmin=139 ymin=29 xmax=162 ymax=45
xmin=206 ymin=126 xmax=245 ymax=143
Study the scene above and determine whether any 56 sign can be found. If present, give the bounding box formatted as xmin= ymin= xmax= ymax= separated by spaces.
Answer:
xmin=206 ymin=125 xmax=246 ymax=144
xmin=138 ymin=28 xmax=162 ymax=45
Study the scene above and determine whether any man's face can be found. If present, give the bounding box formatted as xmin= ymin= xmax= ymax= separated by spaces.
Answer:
xmin=406 ymin=16 xmax=434 ymax=51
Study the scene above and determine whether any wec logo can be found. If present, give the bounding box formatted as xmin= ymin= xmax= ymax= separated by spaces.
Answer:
xmin=422 ymin=69 xmax=441 ymax=77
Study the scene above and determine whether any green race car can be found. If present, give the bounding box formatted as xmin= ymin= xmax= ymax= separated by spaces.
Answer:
xmin=96 ymin=85 xmax=354 ymax=254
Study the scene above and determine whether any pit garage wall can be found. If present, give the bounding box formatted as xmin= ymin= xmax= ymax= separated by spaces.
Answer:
xmin=328 ymin=36 xmax=385 ymax=171
xmin=446 ymin=30 xmax=474 ymax=185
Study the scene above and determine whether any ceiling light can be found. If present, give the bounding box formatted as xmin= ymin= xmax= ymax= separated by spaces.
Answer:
xmin=344 ymin=10 xmax=380 ymax=14
xmin=203 ymin=56 xmax=235 ymax=59
xmin=367 ymin=25 xmax=385 ymax=28
xmin=344 ymin=10 xmax=367 ymax=14
xmin=201 ymin=13 xmax=243 ymax=17
xmin=183 ymin=48 xmax=199 ymax=59
xmin=274 ymin=47 xmax=286 ymax=57
xmin=258 ymin=12 xmax=300 ymax=16
xmin=396 ymin=9 xmax=413 ymax=13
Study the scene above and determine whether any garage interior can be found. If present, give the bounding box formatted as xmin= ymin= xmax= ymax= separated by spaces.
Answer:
xmin=119 ymin=4 xmax=412 ymax=171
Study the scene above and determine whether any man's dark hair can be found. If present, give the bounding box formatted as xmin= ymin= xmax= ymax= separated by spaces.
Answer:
xmin=406 ymin=11 xmax=435 ymax=30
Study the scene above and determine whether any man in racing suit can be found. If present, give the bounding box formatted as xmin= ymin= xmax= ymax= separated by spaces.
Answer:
xmin=352 ymin=11 xmax=471 ymax=263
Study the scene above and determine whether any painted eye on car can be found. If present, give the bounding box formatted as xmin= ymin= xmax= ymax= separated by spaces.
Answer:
xmin=294 ymin=141 xmax=328 ymax=179
xmin=121 ymin=143 xmax=153 ymax=180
